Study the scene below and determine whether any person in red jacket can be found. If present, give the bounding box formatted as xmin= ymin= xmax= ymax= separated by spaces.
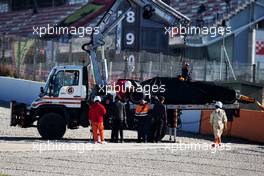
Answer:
xmin=88 ymin=96 xmax=107 ymax=144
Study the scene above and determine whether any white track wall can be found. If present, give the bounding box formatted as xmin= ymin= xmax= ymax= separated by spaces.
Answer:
xmin=0 ymin=77 xmax=45 ymax=105
xmin=180 ymin=110 xmax=201 ymax=133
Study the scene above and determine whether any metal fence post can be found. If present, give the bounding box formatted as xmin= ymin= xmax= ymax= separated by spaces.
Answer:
xmin=252 ymin=63 xmax=256 ymax=83
xmin=140 ymin=52 xmax=144 ymax=81
xmin=256 ymin=62 xmax=260 ymax=82
xmin=1 ymin=33 xmax=6 ymax=64
xmin=17 ymin=39 xmax=21 ymax=78
xmin=159 ymin=52 xmax=163 ymax=77
xmin=204 ymin=58 xmax=207 ymax=81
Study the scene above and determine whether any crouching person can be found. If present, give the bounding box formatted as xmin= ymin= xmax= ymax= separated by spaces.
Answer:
xmin=89 ymin=96 xmax=107 ymax=144
xmin=210 ymin=101 xmax=227 ymax=147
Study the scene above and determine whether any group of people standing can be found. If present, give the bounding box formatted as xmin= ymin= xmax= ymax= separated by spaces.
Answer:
xmin=88 ymin=94 xmax=228 ymax=147
xmin=135 ymin=96 xmax=169 ymax=143
xmin=88 ymin=95 xmax=176 ymax=144
xmin=88 ymin=95 xmax=127 ymax=144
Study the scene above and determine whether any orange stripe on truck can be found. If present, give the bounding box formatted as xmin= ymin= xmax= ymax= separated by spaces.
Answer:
xmin=32 ymin=101 xmax=81 ymax=106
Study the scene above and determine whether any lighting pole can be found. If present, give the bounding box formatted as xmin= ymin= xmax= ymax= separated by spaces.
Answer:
xmin=219 ymin=20 xmax=236 ymax=81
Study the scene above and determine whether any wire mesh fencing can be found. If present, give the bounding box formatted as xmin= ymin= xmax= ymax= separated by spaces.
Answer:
xmin=0 ymin=35 xmax=263 ymax=84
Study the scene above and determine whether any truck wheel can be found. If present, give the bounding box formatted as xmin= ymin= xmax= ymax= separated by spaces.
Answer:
xmin=37 ymin=113 xmax=66 ymax=140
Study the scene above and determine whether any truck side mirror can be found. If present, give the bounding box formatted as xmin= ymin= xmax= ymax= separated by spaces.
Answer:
xmin=40 ymin=87 xmax=44 ymax=94
xmin=39 ymin=86 xmax=45 ymax=97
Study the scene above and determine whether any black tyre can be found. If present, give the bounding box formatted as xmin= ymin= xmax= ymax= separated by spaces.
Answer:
xmin=37 ymin=113 xmax=66 ymax=140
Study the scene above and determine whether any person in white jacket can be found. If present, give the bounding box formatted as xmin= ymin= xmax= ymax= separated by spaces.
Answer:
xmin=210 ymin=101 xmax=227 ymax=147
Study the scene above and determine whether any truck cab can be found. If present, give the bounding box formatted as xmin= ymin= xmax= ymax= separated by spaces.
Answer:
xmin=34 ymin=65 xmax=88 ymax=109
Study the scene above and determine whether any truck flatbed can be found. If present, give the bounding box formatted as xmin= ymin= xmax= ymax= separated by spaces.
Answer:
xmin=130 ymin=102 xmax=240 ymax=110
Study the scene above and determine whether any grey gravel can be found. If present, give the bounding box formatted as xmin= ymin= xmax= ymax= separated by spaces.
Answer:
xmin=0 ymin=103 xmax=263 ymax=176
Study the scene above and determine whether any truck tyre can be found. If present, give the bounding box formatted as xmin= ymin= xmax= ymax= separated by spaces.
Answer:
xmin=37 ymin=113 xmax=66 ymax=140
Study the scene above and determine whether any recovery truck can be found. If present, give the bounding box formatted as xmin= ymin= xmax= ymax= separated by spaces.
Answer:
xmin=10 ymin=0 xmax=263 ymax=140
xmin=10 ymin=64 xmax=262 ymax=140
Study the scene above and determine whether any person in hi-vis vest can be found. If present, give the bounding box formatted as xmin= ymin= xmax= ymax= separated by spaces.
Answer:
xmin=135 ymin=100 xmax=150 ymax=143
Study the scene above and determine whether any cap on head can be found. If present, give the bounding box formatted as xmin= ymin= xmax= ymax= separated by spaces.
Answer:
xmin=215 ymin=101 xmax=223 ymax=109
xmin=159 ymin=96 xmax=165 ymax=102
xmin=125 ymin=81 xmax=132 ymax=89
xmin=94 ymin=96 xmax=101 ymax=102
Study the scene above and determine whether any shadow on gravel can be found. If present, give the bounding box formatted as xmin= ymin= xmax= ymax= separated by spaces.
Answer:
xmin=0 ymin=136 xmax=177 ymax=144
xmin=0 ymin=134 xmax=259 ymax=145
xmin=0 ymin=136 xmax=92 ymax=143
xmin=0 ymin=101 xmax=10 ymax=108
xmin=0 ymin=136 xmax=42 ymax=142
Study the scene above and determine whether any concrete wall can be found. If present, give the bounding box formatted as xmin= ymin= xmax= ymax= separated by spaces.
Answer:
xmin=0 ymin=76 xmax=45 ymax=105
xmin=180 ymin=110 xmax=201 ymax=133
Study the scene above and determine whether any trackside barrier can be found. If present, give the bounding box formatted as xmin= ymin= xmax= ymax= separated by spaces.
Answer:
xmin=200 ymin=110 xmax=264 ymax=143
xmin=0 ymin=76 xmax=45 ymax=105
xmin=180 ymin=110 xmax=201 ymax=133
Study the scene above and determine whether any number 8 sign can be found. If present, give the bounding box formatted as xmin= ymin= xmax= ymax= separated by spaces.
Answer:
xmin=126 ymin=11 xmax=135 ymax=23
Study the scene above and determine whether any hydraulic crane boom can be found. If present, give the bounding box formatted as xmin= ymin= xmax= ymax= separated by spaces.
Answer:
xmin=82 ymin=0 xmax=191 ymax=85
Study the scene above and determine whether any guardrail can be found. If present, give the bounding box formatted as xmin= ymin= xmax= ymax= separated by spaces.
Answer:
xmin=0 ymin=76 xmax=45 ymax=105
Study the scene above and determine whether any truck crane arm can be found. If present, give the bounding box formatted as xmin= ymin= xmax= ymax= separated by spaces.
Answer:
xmin=82 ymin=0 xmax=191 ymax=85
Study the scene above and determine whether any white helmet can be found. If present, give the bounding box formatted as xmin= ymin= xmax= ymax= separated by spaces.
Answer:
xmin=215 ymin=101 xmax=223 ymax=109
xmin=125 ymin=81 xmax=132 ymax=89
xmin=94 ymin=96 xmax=101 ymax=102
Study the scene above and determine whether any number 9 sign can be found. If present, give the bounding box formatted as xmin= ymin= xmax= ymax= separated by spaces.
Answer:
xmin=126 ymin=33 xmax=135 ymax=45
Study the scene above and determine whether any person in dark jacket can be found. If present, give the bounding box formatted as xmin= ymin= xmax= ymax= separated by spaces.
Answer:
xmin=111 ymin=96 xmax=127 ymax=143
xmin=152 ymin=96 xmax=167 ymax=143
xmin=103 ymin=94 xmax=114 ymax=129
